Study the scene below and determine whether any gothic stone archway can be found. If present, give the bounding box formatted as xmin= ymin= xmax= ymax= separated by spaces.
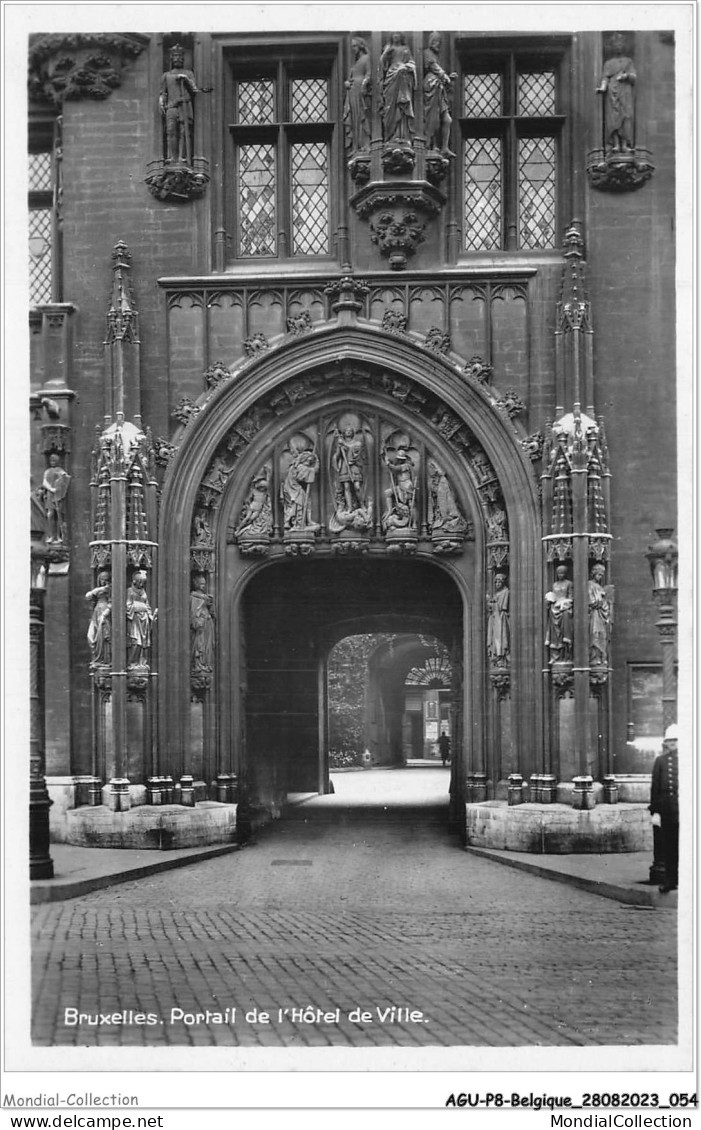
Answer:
xmin=158 ymin=325 xmax=543 ymax=812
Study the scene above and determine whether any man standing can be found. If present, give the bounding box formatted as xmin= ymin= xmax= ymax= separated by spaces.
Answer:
xmin=650 ymin=724 xmax=679 ymax=893
xmin=438 ymin=732 xmax=451 ymax=766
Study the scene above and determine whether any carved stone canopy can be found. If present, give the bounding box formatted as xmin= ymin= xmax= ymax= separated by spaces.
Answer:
xmin=351 ymin=181 xmax=445 ymax=271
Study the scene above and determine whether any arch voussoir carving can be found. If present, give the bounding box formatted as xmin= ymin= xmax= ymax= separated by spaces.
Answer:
xmin=158 ymin=325 xmax=543 ymax=793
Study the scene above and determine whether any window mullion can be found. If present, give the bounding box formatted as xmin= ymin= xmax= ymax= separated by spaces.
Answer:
xmin=505 ymin=55 xmax=518 ymax=250
xmin=278 ymin=124 xmax=289 ymax=258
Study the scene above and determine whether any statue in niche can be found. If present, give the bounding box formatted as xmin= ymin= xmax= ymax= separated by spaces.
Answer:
xmin=190 ymin=573 xmax=215 ymax=675
xmin=329 ymin=422 xmax=373 ymax=534
xmin=41 ymin=454 xmax=70 ymax=543
xmin=380 ymin=33 xmax=416 ymax=143
xmin=486 ymin=505 xmax=508 ymax=542
xmin=192 ymin=510 xmax=212 ymax=546
xmin=423 ymin=32 xmax=457 ymax=156
xmin=235 ymin=467 xmax=273 ymax=539
xmin=86 ymin=570 xmax=112 ymax=666
xmin=487 ymin=573 xmax=510 ymax=666
xmin=597 ymin=34 xmax=636 ymax=153
xmin=126 ymin=569 xmax=156 ymax=668
xmin=159 ymin=43 xmax=200 ymax=166
xmin=344 ymin=37 xmax=372 ymax=153
xmin=428 ymin=460 xmax=466 ymax=534
xmin=281 ymin=440 xmax=320 ymax=532
xmin=588 ymin=563 xmax=612 ymax=666
xmin=545 ymin=565 xmax=574 ymax=664
xmin=203 ymin=454 xmax=230 ymax=492
xmin=382 ymin=432 xmax=418 ymax=532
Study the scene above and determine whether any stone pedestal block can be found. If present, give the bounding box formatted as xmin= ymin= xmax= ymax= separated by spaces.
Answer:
xmin=62 ymin=801 xmax=238 ymax=849
xmin=465 ymin=801 xmax=653 ymax=854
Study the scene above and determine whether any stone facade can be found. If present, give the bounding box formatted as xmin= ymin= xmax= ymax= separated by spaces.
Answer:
xmin=26 ymin=25 xmax=679 ymax=847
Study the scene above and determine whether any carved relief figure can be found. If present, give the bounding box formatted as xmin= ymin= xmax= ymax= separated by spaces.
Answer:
xmin=422 ymin=32 xmax=456 ymax=156
xmin=382 ymin=432 xmax=418 ymax=532
xmin=126 ymin=569 xmax=155 ymax=667
xmin=428 ymin=460 xmax=466 ymax=534
xmin=235 ymin=467 xmax=273 ymax=539
xmin=192 ymin=510 xmax=212 ymax=545
xmin=597 ymin=34 xmax=636 ymax=153
xmin=344 ymin=37 xmax=372 ymax=153
xmin=588 ymin=564 xmax=612 ymax=666
xmin=42 ymin=453 xmax=70 ymax=543
xmin=281 ymin=441 xmax=320 ymax=532
xmin=486 ymin=505 xmax=508 ymax=541
xmin=190 ymin=573 xmax=215 ymax=675
xmin=329 ymin=423 xmax=372 ymax=533
xmin=487 ymin=573 xmax=510 ymax=666
xmin=159 ymin=44 xmax=199 ymax=165
xmin=380 ymin=33 xmax=416 ymax=143
xmin=545 ymin=565 xmax=574 ymax=663
xmin=86 ymin=571 xmax=111 ymax=666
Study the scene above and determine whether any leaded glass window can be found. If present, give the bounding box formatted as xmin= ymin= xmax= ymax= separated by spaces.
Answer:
xmin=518 ymin=136 xmax=556 ymax=248
xmin=518 ymin=71 xmax=556 ymax=116
xmin=29 ymin=208 xmax=53 ymax=305
xmin=464 ymin=73 xmax=502 ymax=117
xmin=29 ymin=142 xmax=57 ymax=305
xmin=237 ymin=80 xmax=275 ymax=125
xmin=291 ymin=78 xmax=328 ymax=123
xmin=229 ymin=57 xmax=334 ymax=262
xmin=291 ymin=142 xmax=329 ymax=254
xmin=238 ymin=144 xmax=277 ymax=257
xmin=459 ymin=49 xmax=563 ymax=252
xmin=29 ymin=152 xmax=52 ymax=193
xmin=464 ymin=138 xmax=502 ymax=250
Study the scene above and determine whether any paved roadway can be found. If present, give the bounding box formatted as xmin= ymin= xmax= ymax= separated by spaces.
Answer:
xmin=31 ymin=768 xmax=677 ymax=1048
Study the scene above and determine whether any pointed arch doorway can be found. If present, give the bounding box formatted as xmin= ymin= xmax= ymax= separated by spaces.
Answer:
xmin=158 ymin=324 xmax=543 ymax=822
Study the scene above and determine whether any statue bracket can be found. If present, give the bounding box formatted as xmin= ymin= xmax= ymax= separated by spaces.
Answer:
xmin=586 ymin=147 xmax=654 ymax=191
xmin=145 ymin=158 xmax=210 ymax=203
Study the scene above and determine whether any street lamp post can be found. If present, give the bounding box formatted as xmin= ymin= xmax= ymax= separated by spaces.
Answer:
xmin=645 ymin=527 xmax=678 ymax=885
xmin=30 ymin=531 xmax=54 ymax=880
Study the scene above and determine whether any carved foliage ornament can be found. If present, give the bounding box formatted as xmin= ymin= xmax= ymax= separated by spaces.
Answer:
xmin=370 ymin=209 xmax=427 ymax=270
xmin=28 ymin=34 xmax=147 ymax=105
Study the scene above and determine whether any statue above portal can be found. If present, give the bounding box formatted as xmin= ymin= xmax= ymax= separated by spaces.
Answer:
xmin=159 ymin=44 xmax=200 ymax=166
xmin=423 ymin=32 xmax=456 ymax=157
xmin=597 ymin=33 xmax=637 ymax=154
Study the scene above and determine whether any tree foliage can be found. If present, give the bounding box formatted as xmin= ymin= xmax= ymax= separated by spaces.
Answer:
xmin=327 ymin=633 xmax=393 ymax=753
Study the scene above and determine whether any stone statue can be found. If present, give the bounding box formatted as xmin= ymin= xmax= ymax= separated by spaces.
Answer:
xmin=159 ymin=43 xmax=199 ymax=165
xmin=190 ymin=573 xmax=215 ymax=675
xmin=486 ymin=505 xmax=508 ymax=542
xmin=487 ymin=573 xmax=510 ymax=666
xmin=344 ymin=37 xmax=372 ymax=153
xmin=86 ymin=571 xmax=111 ymax=666
xmin=588 ymin=563 xmax=612 ymax=666
xmin=41 ymin=454 xmax=70 ymax=543
xmin=597 ymin=34 xmax=636 ymax=153
xmin=192 ymin=510 xmax=212 ymax=545
xmin=281 ymin=443 xmax=320 ymax=532
xmin=126 ymin=569 xmax=155 ymax=668
xmin=380 ymin=33 xmax=416 ymax=143
xmin=423 ymin=32 xmax=456 ymax=156
xmin=428 ymin=461 xmax=466 ymax=534
xmin=235 ymin=467 xmax=273 ymax=539
xmin=329 ymin=425 xmax=372 ymax=533
xmin=545 ymin=565 xmax=574 ymax=663
xmin=382 ymin=435 xmax=417 ymax=531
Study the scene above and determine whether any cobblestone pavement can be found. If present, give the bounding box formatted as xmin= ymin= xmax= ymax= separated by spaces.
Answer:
xmin=31 ymin=777 xmax=677 ymax=1048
